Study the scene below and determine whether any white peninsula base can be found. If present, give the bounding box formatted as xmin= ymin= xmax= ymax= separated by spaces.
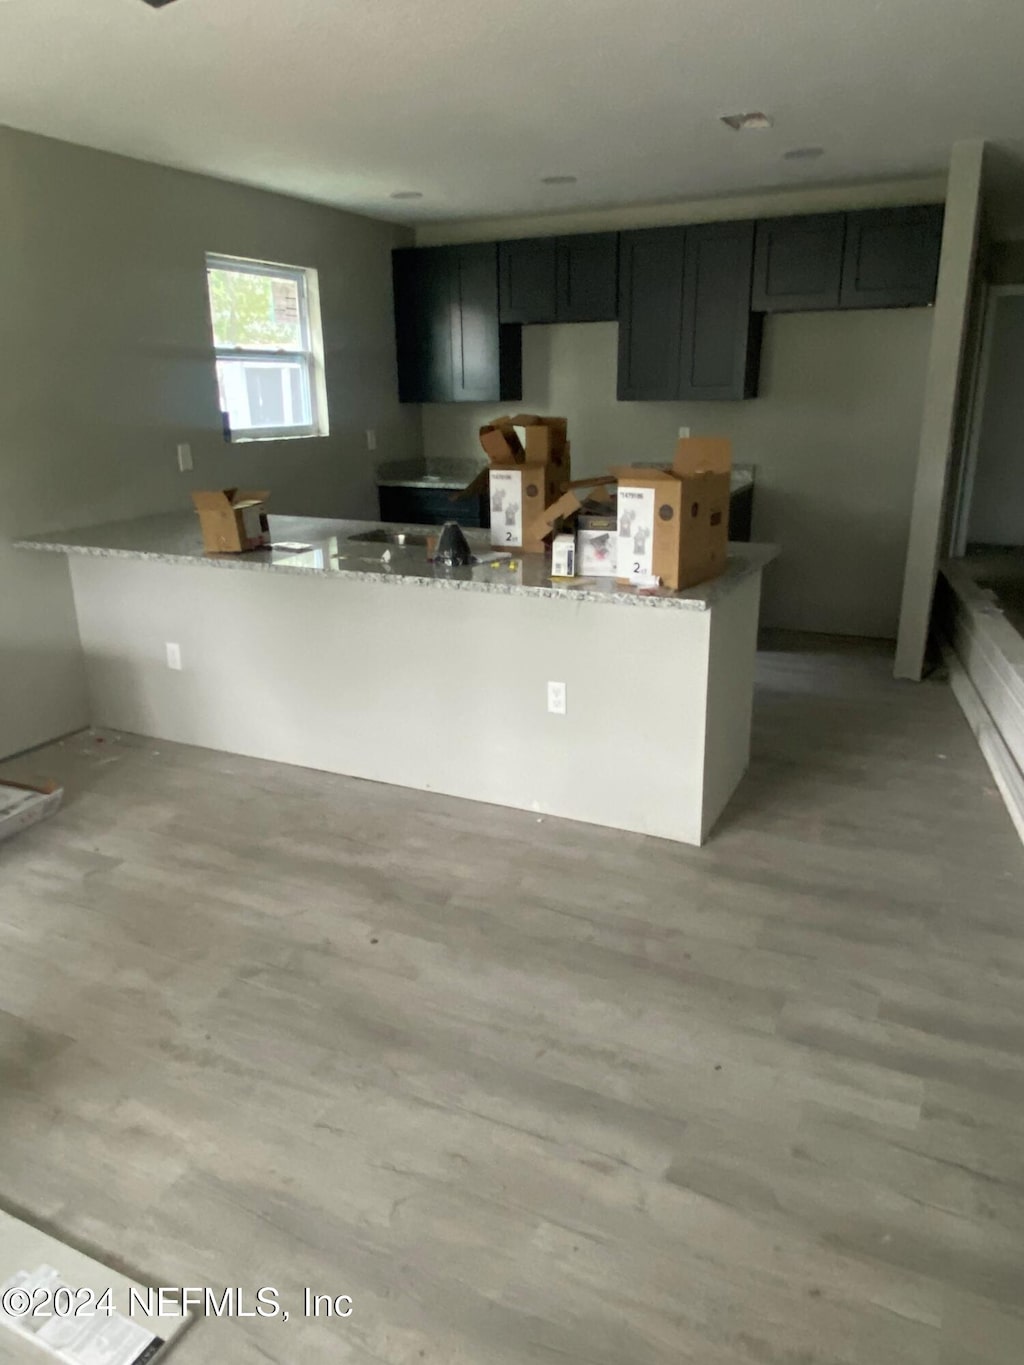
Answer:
xmin=22 ymin=516 xmax=775 ymax=845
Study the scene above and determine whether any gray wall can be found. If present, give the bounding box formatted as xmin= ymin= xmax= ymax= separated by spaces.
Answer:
xmin=423 ymin=311 xmax=932 ymax=639
xmin=0 ymin=125 xmax=419 ymax=760
xmin=968 ymin=291 xmax=1024 ymax=546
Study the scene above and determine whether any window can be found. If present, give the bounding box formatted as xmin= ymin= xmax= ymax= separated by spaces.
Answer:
xmin=205 ymin=254 xmax=328 ymax=441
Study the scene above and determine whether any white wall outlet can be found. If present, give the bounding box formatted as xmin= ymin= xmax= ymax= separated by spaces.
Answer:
xmin=678 ymin=426 xmax=691 ymax=439
xmin=176 ymin=443 xmax=193 ymax=473
xmin=366 ymin=429 xmax=377 ymax=452
xmin=547 ymin=681 xmax=567 ymax=715
xmin=165 ymin=642 xmax=182 ymax=671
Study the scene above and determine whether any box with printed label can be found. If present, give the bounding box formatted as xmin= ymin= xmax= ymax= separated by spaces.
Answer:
xmin=488 ymin=463 xmax=563 ymax=552
xmin=551 ymin=533 xmax=576 ymax=578
xmin=612 ymin=437 xmax=732 ymax=590
xmin=480 ymin=415 xmax=570 ymax=552
xmin=576 ymin=513 xmax=618 ymax=578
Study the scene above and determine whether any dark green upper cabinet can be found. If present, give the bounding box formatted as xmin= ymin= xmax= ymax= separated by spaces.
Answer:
xmin=618 ymin=223 xmax=760 ymax=401
xmin=840 ymin=205 xmax=944 ymax=309
xmin=499 ymin=238 xmax=559 ymax=324
xmin=751 ymin=213 xmax=846 ymax=312
xmin=557 ymin=233 xmax=618 ymax=322
xmin=499 ymin=233 xmax=618 ymax=325
xmin=396 ymin=204 xmax=944 ymax=404
xmin=679 ymin=220 xmax=760 ymax=401
xmin=393 ymin=243 xmax=521 ymax=403
xmin=393 ymin=246 xmax=454 ymax=403
xmin=616 ymin=228 xmax=686 ymax=400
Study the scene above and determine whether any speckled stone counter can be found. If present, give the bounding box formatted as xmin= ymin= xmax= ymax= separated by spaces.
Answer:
xmin=17 ymin=512 xmax=776 ymax=612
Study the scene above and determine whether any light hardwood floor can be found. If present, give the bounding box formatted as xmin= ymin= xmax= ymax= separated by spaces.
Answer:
xmin=1 ymin=635 xmax=1023 ymax=1365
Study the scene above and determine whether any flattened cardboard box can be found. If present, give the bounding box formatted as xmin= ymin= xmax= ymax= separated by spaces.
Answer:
xmin=192 ymin=488 xmax=269 ymax=554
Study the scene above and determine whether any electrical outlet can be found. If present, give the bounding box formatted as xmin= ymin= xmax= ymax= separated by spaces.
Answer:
xmin=678 ymin=426 xmax=690 ymax=439
xmin=166 ymin=642 xmax=182 ymax=671
xmin=547 ymin=681 xmax=566 ymax=715
xmin=176 ymin=443 xmax=193 ymax=472
xmin=366 ymin=429 xmax=377 ymax=452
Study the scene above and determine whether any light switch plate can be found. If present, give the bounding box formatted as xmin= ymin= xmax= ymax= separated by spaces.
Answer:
xmin=176 ymin=443 xmax=193 ymax=472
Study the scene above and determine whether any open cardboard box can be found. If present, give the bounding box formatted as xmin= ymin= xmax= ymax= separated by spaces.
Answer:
xmin=192 ymin=489 xmax=270 ymax=554
xmin=479 ymin=414 xmax=569 ymax=469
xmin=613 ymin=437 xmax=732 ymax=590
xmin=474 ymin=414 xmax=571 ymax=552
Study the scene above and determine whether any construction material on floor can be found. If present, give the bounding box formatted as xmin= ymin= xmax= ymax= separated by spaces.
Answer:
xmin=0 ymin=781 xmax=62 ymax=844
xmin=0 ymin=1210 xmax=189 ymax=1363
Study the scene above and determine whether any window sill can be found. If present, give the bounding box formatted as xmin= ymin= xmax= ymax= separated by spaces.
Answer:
xmin=229 ymin=430 xmax=329 ymax=444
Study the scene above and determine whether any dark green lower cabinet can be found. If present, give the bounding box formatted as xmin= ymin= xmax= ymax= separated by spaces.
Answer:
xmin=379 ymin=484 xmax=489 ymax=528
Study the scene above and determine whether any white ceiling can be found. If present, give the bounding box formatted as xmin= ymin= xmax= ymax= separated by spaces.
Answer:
xmin=2 ymin=0 xmax=1024 ymax=227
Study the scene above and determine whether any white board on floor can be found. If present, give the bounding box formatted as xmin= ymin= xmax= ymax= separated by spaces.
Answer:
xmin=0 ymin=1212 xmax=190 ymax=1364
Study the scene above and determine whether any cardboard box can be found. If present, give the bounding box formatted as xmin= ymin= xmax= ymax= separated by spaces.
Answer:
xmin=478 ymin=414 xmax=572 ymax=552
xmin=612 ymin=437 xmax=732 ymax=590
xmin=192 ymin=489 xmax=269 ymax=554
xmin=479 ymin=414 xmax=569 ymax=469
xmin=523 ymin=476 xmax=616 ymax=547
xmin=489 ymin=463 xmax=563 ymax=552
xmin=551 ymin=533 xmax=576 ymax=578
xmin=576 ymin=513 xmax=618 ymax=578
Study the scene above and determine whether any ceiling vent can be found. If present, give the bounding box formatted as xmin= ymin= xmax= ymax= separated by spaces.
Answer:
xmin=720 ymin=112 xmax=773 ymax=131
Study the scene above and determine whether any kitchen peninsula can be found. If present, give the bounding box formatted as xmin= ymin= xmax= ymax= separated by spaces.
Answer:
xmin=17 ymin=514 xmax=776 ymax=845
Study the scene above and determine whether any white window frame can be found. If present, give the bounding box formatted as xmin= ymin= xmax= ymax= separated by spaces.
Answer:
xmin=206 ymin=253 xmax=329 ymax=442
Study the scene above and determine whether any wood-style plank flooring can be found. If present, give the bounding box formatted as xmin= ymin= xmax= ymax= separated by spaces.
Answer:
xmin=1 ymin=634 xmax=1023 ymax=1365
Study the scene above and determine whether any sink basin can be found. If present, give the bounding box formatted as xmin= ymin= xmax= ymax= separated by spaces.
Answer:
xmin=348 ymin=529 xmax=429 ymax=547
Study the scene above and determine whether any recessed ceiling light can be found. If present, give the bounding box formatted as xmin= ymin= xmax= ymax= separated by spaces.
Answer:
xmin=720 ymin=112 xmax=774 ymax=132
xmin=541 ymin=175 xmax=577 ymax=185
xmin=390 ymin=191 xmax=423 ymax=200
xmin=783 ymin=146 xmax=825 ymax=161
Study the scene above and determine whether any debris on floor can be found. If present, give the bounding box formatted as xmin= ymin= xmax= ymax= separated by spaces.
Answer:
xmin=0 ymin=779 xmax=63 ymax=843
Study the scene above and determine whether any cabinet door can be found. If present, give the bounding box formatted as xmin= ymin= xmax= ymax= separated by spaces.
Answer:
xmin=557 ymin=232 xmax=618 ymax=322
xmin=498 ymin=238 xmax=558 ymax=323
xmin=616 ymin=228 xmax=687 ymax=400
xmin=840 ymin=205 xmax=944 ymax=309
xmin=751 ymin=214 xmax=845 ymax=312
xmin=451 ymin=243 xmax=521 ymax=402
xmin=679 ymin=220 xmax=761 ymax=401
xmin=392 ymin=246 xmax=454 ymax=402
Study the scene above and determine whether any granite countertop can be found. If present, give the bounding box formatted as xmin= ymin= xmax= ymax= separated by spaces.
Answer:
xmin=16 ymin=513 xmax=777 ymax=612
xmin=377 ymin=472 xmax=474 ymax=490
